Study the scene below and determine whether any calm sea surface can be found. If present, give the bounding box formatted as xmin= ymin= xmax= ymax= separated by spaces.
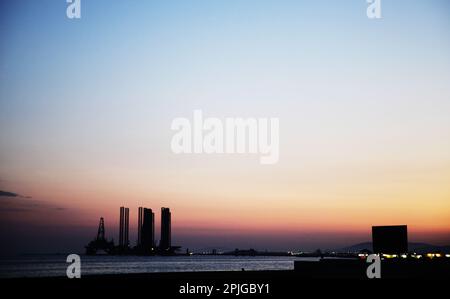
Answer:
xmin=0 ymin=255 xmax=314 ymax=278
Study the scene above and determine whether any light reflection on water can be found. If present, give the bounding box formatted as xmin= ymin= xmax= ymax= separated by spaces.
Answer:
xmin=0 ymin=255 xmax=316 ymax=278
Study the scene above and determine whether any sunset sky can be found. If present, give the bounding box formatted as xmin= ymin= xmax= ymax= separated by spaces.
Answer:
xmin=1 ymin=0 xmax=450 ymax=255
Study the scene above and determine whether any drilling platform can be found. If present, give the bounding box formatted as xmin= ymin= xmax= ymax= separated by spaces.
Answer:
xmin=85 ymin=217 xmax=115 ymax=255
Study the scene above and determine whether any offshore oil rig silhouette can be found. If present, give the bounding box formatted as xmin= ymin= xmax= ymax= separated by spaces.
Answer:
xmin=85 ymin=207 xmax=180 ymax=255
xmin=85 ymin=217 xmax=114 ymax=255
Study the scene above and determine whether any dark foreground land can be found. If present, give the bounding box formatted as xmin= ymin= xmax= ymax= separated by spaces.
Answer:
xmin=3 ymin=259 xmax=450 ymax=297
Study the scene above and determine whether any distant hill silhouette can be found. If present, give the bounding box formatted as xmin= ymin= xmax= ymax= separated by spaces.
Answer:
xmin=337 ymin=242 xmax=450 ymax=253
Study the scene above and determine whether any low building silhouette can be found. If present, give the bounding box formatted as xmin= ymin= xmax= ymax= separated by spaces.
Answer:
xmin=372 ymin=225 xmax=408 ymax=254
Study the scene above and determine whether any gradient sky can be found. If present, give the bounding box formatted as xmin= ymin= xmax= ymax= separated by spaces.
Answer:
xmin=1 ymin=0 xmax=450 ymax=255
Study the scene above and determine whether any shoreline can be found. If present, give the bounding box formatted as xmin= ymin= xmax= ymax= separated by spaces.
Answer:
xmin=3 ymin=265 xmax=449 ymax=296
